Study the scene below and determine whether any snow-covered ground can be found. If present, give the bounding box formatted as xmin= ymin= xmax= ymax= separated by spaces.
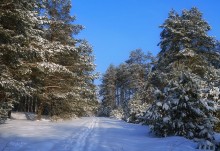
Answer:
xmin=0 ymin=114 xmax=200 ymax=151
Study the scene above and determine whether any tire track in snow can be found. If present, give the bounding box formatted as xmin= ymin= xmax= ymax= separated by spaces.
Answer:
xmin=52 ymin=117 xmax=98 ymax=151
xmin=86 ymin=118 xmax=100 ymax=151
xmin=51 ymin=119 xmax=89 ymax=151
xmin=72 ymin=117 xmax=98 ymax=151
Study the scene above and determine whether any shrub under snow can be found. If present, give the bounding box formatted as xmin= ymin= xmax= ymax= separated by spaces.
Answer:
xmin=144 ymin=72 xmax=219 ymax=142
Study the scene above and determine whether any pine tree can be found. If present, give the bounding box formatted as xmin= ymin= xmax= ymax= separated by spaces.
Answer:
xmin=44 ymin=0 xmax=83 ymax=44
xmin=214 ymin=41 xmax=220 ymax=53
xmin=125 ymin=49 xmax=153 ymax=101
xmin=126 ymin=93 xmax=148 ymax=123
xmin=115 ymin=50 xmax=153 ymax=121
xmin=0 ymin=0 xmax=51 ymax=120
xmin=99 ymin=49 xmax=154 ymax=120
xmin=0 ymin=0 xmax=45 ymax=121
xmin=36 ymin=0 xmax=98 ymax=118
xmin=144 ymin=8 xmax=220 ymax=143
xmin=115 ymin=63 xmax=130 ymax=107
xmin=99 ymin=64 xmax=117 ymax=116
xmin=75 ymin=40 xmax=98 ymax=116
xmin=0 ymin=0 xmax=97 ymax=120
xmin=117 ymin=50 xmax=153 ymax=121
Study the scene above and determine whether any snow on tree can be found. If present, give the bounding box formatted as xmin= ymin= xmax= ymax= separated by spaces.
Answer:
xmin=99 ymin=49 xmax=154 ymax=121
xmin=126 ymin=93 xmax=149 ymax=123
xmin=33 ymin=0 xmax=98 ymax=119
xmin=44 ymin=0 xmax=83 ymax=44
xmin=75 ymin=40 xmax=99 ymax=116
xmin=99 ymin=64 xmax=117 ymax=116
xmin=125 ymin=49 xmax=154 ymax=104
xmin=110 ymin=108 xmax=124 ymax=120
xmin=0 ymin=0 xmax=98 ymax=120
xmin=145 ymin=72 xmax=219 ymax=139
xmin=215 ymin=41 xmax=220 ymax=53
xmin=144 ymin=8 xmax=220 ymax=144
xmin=33 ymin=42 xmax=81 ymax=119
xmin=114 ymin=50 xmax=153 ymax=121
xmin=0 ymin=0 xmax=45 ymax=122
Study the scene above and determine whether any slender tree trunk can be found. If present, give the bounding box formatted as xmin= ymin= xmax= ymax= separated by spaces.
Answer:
xmin=37 ymin=101 xmax=43 ymax=120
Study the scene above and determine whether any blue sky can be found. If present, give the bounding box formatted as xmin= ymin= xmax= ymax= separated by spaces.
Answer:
xmin=72 ymin=0 xmax=220 ymax=84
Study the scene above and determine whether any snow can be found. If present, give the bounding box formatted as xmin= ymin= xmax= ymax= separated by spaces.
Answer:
xmin=156 ymin=102 xmax=162 ymax=106
xmin=37 ymin=62 xmax=73 ymax=75
xmin=163 ymin=103 xmax=169 ymax=110
xmin=0 ymin=114 xmax=199 ymax=151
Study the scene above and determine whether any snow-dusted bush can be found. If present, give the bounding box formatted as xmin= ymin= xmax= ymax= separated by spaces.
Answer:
xmin=126 ymin=94 xmax=149 ymax=123
xmin=110 ymin=108 xmax=124 ymax=120
xmin=144 ymin=72 xmax=219 ymax=141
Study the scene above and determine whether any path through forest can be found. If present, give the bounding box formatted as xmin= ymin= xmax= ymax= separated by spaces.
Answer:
xmin=0 ymin=115 xmax=198 ymax=151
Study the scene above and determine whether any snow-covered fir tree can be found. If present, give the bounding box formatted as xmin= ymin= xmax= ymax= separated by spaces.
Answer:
xmin=144 ymin=8 xmax=220 ymax=144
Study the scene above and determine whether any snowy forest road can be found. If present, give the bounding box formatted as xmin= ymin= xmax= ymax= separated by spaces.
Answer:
xmin=0 ymin=116 xmax=198 ymax=151
xmin=53 ymin=117 xmax=100 ymax=151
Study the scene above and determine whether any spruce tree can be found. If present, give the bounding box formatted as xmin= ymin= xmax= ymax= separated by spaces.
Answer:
xmin=144 ymin=8 xmax=220 ymax=143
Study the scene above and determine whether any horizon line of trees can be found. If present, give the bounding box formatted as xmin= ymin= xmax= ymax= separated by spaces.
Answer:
xmin=98 ymin=49 xmax=154 ymax=122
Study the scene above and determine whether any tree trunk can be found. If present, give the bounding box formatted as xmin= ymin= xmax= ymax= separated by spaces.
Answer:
xmin=37 ymin=102 xmax=43 ymax=120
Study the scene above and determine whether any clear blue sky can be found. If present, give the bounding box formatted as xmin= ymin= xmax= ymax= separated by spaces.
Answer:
xmin=71 ymin=0 xmax=220 ymax=84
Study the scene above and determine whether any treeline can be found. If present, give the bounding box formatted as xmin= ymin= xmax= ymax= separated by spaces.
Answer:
xmin=99 ymin=7 xmax=220 ymax=145
xmin=99 ymin=49 xmax=154 ymax=122
xmin=0 ymin=0 xmax=98 ymax=121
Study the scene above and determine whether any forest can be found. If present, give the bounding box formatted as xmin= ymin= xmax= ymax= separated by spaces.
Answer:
xmin=1 ymin=0 xmax=220 ymax=149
